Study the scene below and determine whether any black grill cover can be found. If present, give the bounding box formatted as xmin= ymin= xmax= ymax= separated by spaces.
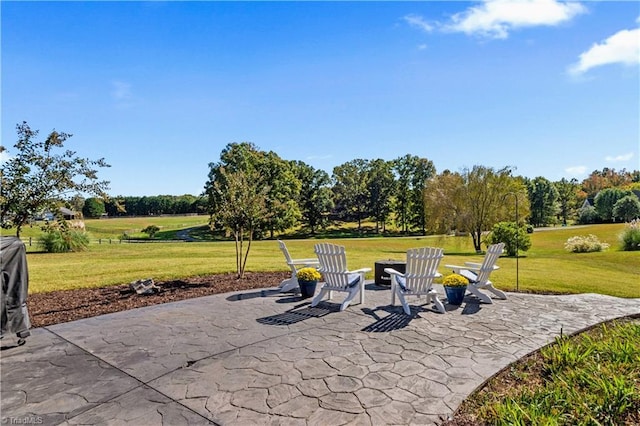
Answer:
xmin=1 ymin=237 xmax=31 ymax=339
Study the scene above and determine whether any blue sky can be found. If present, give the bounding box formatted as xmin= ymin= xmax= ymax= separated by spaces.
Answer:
xmin=2 ymin=1 xmax=639 ymax=197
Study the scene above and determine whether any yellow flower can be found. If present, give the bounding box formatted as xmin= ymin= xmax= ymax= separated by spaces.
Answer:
xmin=297 ymin=267 xmax=321 ymax=281
xmin=442 ymin=273 xmax=469 ymax=287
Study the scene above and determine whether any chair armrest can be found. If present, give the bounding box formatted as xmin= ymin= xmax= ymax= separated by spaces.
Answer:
xmin=444 ymin=264 xmax=468 ymax=272
xmin=383 ymin=267 xmax=404 ymax=277
xmin=288 ymin=258 xmax=320 ymax=266
xmin=349 ymin=267 xmax=372 ymax=274
xmin=446 ymin=263 xmax=482 ymax=273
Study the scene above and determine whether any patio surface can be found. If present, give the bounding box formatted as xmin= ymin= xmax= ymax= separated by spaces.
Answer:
xmin=2 ymin=282 xmax=639 ymax=425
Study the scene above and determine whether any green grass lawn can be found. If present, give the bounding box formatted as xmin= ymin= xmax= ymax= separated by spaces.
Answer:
xmin=17 ymin=221 xmax=639 ymax=297
xmin=13 ymin=215 xmax=210 ymax=240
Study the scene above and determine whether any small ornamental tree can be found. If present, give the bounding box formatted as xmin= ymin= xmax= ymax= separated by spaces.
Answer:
xmin=205 ymin=166 xmax=270 ymax=279
xmin=141 ymin=225 xmax=160 ymax=239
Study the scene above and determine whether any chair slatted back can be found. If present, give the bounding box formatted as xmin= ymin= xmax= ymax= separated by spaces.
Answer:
xmin=475 ymin=243 xmax=504 ymax=283
xmin=314 ymin=243 xmax=351 ymax=289
xmin=278 ymin=240 xmax=293 ymax=265
xmin=404 ymin=247 xmax=444 ymax=294
xmin=278 ymin=239 xmax=299 ymax=277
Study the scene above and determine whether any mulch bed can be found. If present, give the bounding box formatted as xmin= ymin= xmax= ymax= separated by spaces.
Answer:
xmin=27 ymin=271 xmax=290 ymax=328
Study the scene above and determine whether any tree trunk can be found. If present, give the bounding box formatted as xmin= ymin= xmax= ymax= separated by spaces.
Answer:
xmin=234 ymin=229 xmax=243 ymax=278
xmin=472 ymin=230 xmax=482 ymax=253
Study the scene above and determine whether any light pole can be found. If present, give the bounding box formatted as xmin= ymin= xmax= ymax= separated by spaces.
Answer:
xmin=504 ymin=192 xmax=519 ymax=292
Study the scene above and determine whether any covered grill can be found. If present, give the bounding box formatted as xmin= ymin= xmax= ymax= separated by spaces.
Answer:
xmin=1 ymin=237 xmax=31 ymax=344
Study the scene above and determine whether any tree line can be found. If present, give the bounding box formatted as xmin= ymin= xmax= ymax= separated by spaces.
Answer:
xmin=2 ymin=122 xmax=639 ymax=257
xmin=82 ymin=194 xmax=207 ymax=218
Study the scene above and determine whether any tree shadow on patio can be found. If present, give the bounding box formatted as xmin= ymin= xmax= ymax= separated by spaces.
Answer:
xmin=360 ymin=306 xmax=415 ymax=332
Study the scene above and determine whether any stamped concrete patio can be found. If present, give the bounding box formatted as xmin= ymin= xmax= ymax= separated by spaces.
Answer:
xmin=2 ymin=282 xmax=638 ymax=425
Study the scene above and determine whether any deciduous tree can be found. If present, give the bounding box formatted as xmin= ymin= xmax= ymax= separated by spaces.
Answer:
xmin=82 ymin=197 xmax=106 ymax=218
xmin=0 ymin=122 xmax=110 ymax=237
xmin=554 ymin=178 xmax=579 ymax=226
xmin=332 ymin=159 xmax=370 ymax=231
xmin=393 ymin=154 xmax=435 ymax=234
xmin=292 ymin=161 xmax=333 ymax=235
xmin=612 ymin=195 xmax=640 ymax=223
xmin=595 ymin=187 xmax=633 ymax=222
xmin=367 ymin=159 xmax=395 ymax=233
xmin=424 ymin=165 xmax=529 ymax=253
xmin=527 ymin=176 xmax=559 ymax=227
xmin=217 ymin=142 xmax=300 ymax=238
xmin=205 ymin=166 xmax=269 ymax=278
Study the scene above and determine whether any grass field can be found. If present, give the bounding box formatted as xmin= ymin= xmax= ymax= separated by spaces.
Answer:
xmin=13 ymin=219 xmax=639 ymax=298
xmin=15 ymin=215 xmax=210 ymax=240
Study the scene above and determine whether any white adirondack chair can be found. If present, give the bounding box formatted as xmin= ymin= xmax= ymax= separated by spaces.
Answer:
xmin=311 ymin=243 xmax=371 ymax=311
xmin=444 ymin=242 xmax=507 ymax=304
xmin=385 ymin=247 xmax=446 ymax=315
xmin=277 ymin=240 xmax=320 ymax=293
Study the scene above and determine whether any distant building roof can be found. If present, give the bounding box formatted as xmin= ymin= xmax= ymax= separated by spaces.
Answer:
xmin=59 ymin=207 xmax=75 ymax=216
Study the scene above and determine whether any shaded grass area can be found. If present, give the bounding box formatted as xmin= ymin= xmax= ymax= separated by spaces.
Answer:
xmin=451 ymin=317 xmax=640 ymax=425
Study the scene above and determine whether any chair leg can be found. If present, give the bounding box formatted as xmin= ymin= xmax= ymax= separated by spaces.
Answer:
xmin=358 ymin=274 xmax=365 ymax=305
xmin=396 ymin=290 xmax=411 ymax=315
xmin=430 ymin=293 xmax=446 ymax=314
xmin=340 ymin=286 xmax=360 ymax=311
xmin=390 ymin=278 xmax=397 ymax=306
xmin=279 ymin=277 xmax=299 ymax=293
xmin=486 ymin=285 xmax=507 ymax=300
xmin=467 ymin=285 xmax=493 ymax=304
xmin=310 ymin=288 xmax=328 ymax=307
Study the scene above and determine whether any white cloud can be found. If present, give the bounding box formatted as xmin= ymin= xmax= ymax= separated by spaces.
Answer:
xmin=443 ymin=0 xmax=586 ymax=39
xmin=568 ymin=25 xmax=640 ymax=75
xmin=605 ymin=152 xmax=634 ymax=163
xmin=565 ymin=165 xmax=587 ymax=176
xmin=404 ymin=14 xmax=434 ymax=33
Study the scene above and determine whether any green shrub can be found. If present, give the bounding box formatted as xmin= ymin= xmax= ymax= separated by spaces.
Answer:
xmin=578 ymin=205 xmax=598 ymax=224
xmin=38 ymin=228 xmax=90 ymax=253
xmin=487 ymin=221 xmax=531 ymax=256
xmin=619 ymin=219 xmax=640 ymax=251
xmin=564 ymin=234 xmax=610 ymax=253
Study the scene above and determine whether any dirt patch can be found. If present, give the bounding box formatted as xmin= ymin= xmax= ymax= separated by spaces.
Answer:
xmin=27 ymin=271 xmax=290 ymax=328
